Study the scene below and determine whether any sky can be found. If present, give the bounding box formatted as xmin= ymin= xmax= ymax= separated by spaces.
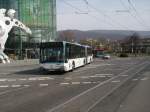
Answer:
xmin=57 ymin=0 xmax=150 ymax=31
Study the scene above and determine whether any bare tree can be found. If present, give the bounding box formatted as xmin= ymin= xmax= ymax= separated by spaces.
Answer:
xmin=57 ymin=31 xmax=76 ymax=42
xmin=121 ymin=32 xmax=141 ymax=55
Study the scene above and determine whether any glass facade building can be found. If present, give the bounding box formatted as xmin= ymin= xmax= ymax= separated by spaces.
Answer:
xmin=0 ymin=0 xmax=56 ymax=59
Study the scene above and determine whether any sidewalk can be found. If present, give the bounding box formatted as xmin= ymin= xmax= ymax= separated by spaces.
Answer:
xmin=117 ymin=72 xmax=150 ymax=112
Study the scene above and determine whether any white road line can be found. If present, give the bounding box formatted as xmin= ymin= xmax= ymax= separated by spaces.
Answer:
xmin=64 ymin=77 xmax=72 ymax=80
xmin=141 ymin=77 xmax=149 ymax=81
xmin=111 ymin=80 xmax=121 ymax=83
xmin=28 ymin=77 xmax=54 ymax=81
xmin=0 ymin=85 xmax=9 ymax=88
xmin=92 ymin=82 xmax=99 ymax=84
xmin=132 ymin=79 xmax=138 ymax=81
xmin=7 ymin=79 xmax=17 ymax=82
xmin=11 ymin=85 xmax=21 ymax=88
xmin=90 ymin=76 xmax=106 ymax=78
xmin=19 ymin=78 xmax=27 ymax=81
xmin=39 ymin=84 xmax=49 ymax=87
xmin=39 ymin=77 xmax=54 ymax=80
xmin=95 ymin=74 xmax=113 ymax=76
xmin=28 ymin=78 xmax=37 ymax=81
xmin=80 ymin=76 xmax=89 ymax=79
xmin=0 ymin=79 xmax=7 ymax=82
xmin=121 ymin=75 xmax=128 ymax=77
xmin=72 ymin=82 xmax=80 ymax=85
xmin=37 ymin=78 xmax=46 ymax=81
xmin=23 ymin=85 xmax=30 ymax=87
xmin=104 ymin=69 xmax=123 ymax=71
xmin=82 ymin=82 xmax=92 ymax=84
xmin=60 ymin=83 xmax=70 ymax=85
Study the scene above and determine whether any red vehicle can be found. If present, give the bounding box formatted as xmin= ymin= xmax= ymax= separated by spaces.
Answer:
xmin=93 ymin=48 xmax=110 ymax=59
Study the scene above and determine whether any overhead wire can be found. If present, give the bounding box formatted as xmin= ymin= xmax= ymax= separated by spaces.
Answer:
xmin=59 ymin=0 xmax=148 ymax=31
xmin=127 ymin=0 xmax=150 ymax=29
xmin=84 ymin=1 xmax=132 ymax=30
xmin=60 ymin=0 xmax=117 ymax=29
xmin=119 ymin=0 xmax=147 ymax=29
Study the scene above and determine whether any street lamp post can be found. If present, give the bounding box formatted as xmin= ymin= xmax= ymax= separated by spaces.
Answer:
xmin=132 ymin=39 xmax=134 ymax=53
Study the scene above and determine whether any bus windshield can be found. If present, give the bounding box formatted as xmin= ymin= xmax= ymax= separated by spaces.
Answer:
xmin=40 ymin=42 xmax=64 ymax=63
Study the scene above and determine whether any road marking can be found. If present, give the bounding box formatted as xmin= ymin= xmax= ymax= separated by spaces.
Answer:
xmin=91 ymin=75 xmax=106 ymax=78
xmin=11 ymin=85 xmax=21 ymax=88
xmin=64 ymin=77 xmax=72 ymax=80
xmin=111 ymin=80 xmax=120 ymax=83
xmin=86 ymin=63 xmax=149 ymax=112
xmin=0 ymin=79 xmax=7 ymax=82
xmin=92 ymin=81 xmax=100 ymax=84
xmin=7 ymin=79 xmax=17 ymax=82
xmin=72 ymin=82 xmax=80 ymax=85
xmin=82 ymin=82 xmax=92 ymax=84
xmin=0 ymin=77 xmax=54 ymax=82
xmin=60 ymin=83 xmax=70 ymax=85
xmin=28 ymin=77 xmax=37 ymax=81
xmin=0 ymin=85 xmax=9 ymax=88
xmin=47 ymin=61 xmax=148 ymax=112
xmin=39 ymin=77 xmax=54 ymax=80
xmin=141 ymin=77 xmax=149 ymax=81
xmin=23 ymin=85 xmax=30 ymax=87
xmin=38 ymin=78 xmax=47 ymax=81
xmin=132 ymin=78 xmax=138 ymax=81
xmin=28 ymin=77 xmax=54 ymax=81
xmin=19 ymin=78 xmax=27 ymax=81
xmin=39 ymin=84 xmax=49 ymax=87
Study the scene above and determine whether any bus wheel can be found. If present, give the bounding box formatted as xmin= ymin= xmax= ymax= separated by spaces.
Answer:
xmin=90 ymin=58 xmax=92 ymax=63
xmin=72 ymin=62 xmax=75 ymax=71
xmin=39 ymin=67 xmax=46 ymax=73
xmin=83 ymin=59 xmax=86 ymax=65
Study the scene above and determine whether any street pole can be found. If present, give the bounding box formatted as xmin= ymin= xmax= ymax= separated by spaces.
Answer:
xmin=20 ymin=34 xmax=22 ymax=59
xmin=132 ymin=39 xmax=134 ymax=54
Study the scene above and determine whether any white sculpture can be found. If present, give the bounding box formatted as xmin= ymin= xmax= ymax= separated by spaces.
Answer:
xmin=0 ymin=9 xmax=32 ymax=63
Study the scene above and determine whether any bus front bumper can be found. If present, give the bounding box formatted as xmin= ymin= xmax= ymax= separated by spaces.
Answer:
xmin=40 ymin=64 xmax=65 ymax=71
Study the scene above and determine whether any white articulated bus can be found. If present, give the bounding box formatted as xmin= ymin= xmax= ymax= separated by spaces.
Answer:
xmin=40 ymin=41 xmax=93 ymax=72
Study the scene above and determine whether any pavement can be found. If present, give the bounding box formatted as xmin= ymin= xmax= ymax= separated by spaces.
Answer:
xmin=117 ymin=71 xmax=150 ymax=112
xmin=0 ymin=57 xmax=149 ymax=112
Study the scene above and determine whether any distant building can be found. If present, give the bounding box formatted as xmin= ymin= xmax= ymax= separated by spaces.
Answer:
xmin=140 ymin=38 xmax=150 ymax=54
xmin=121 ymin=38 xmax=150 ymax=54
xmin=0 ymin=0 xmax=56 ymax=59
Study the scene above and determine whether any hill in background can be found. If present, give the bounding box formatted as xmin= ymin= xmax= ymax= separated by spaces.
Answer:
xmin=58 ymin=30 xmax=150 ymax=41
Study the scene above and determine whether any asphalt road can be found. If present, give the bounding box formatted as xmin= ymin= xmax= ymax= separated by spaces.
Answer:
xmin=0 ymin=57 xmax=149 ymax=112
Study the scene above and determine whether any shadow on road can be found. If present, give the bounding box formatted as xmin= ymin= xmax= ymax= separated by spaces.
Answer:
xmin=14 ymin=67 xmax=66 ymax=76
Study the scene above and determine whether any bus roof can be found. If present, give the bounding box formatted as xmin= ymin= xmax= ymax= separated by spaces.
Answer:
xmin=40 ymin=41 xmax=90 ymax=47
